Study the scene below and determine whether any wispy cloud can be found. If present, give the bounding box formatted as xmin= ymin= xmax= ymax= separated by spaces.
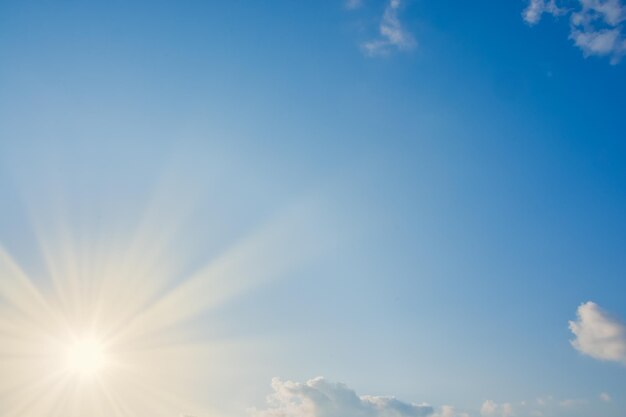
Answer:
xmin=431 ymin=406 xmax=470 ymax=417
xmin=522 ymin=0 xmax=626 ymax=63
xmin=522 ymin=0 xmax=566 ymax=25
xmin=569 ymin=301 xmax=626 ymax=365
xmin=361 ymin=0 xmax=416 ymax=57
xmin=345 ymin=0 xmax=364 ymax=10
xmin=478 ymin=394 xmax=608 ymax=417
xmin=480 ymin=400 xmax=513 ymax=417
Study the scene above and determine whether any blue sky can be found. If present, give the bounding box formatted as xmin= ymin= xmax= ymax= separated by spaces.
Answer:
xmin=0 ymin=1 xmax=625 ymax=417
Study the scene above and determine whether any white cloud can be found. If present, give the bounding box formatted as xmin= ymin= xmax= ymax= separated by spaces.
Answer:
xmin=578 ymin=0 xmax=625 ymax=25
xmin=501 ymin=404 xmax=513 ymax=417
xmin=362 ymin=0 xmax=416 ymax=56
xmin=480 ymin=401 xmax=498 ymax=417
xmin=253 ymin=377 xmax=434 ymax=417
xmin=346 ymin=0 xmax=363 ymax=10
xmin=480 ymin=401 xmax=513 ymax=417
xmin=253 ymin=378 xmax=614 ymax=417
xmin=479 ymin=395 xmax=605 ymax=417
xmin=569 ymin=301 xmax=626 ymax=365
xmin=432 ymin=405 xmax=470 ymax=417
xmin=558 ymin=398 xmax=587 ymax=408
xmin=522 ymin=0 xmax=566 ymax=25
xmin=522 ymin=0 xmax=626 ymax=63
xmin=570 ymin=27 xmax=624 ymax=58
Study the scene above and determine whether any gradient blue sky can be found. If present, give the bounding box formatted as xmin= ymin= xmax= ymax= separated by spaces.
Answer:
xmin=0 ymin=1 xmax=625 ymax=417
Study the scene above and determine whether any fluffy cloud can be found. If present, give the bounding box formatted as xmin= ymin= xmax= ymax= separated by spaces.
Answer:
xmin=569 ymin=301 xmax=626 ymax=365
xmin=362 ymin=0 xmax=416 ymax=56
xmin=522 ymin=0 xmax=626 ymax=63
xmin=599 ymin=392 xmax=611 ymax=402
xmin=252 ymin=377 xmax=433 ymax=417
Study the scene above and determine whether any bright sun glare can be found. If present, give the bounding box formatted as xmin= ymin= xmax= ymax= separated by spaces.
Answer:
xmin=66 ymin=338 xmax=106 ymax=377
xmin=0 ymin=173 xmax=313 ymax=416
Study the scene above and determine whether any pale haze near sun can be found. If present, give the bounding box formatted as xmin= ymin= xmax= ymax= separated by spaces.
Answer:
xmin=0 ymin=160 xmax=331 ymax=417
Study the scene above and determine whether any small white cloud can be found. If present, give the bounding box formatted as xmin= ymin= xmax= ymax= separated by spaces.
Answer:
xmin=480 ymin=400 xmax=513 ymax=417
xmin=522 ymin=0 xmax=566 ymax=25
xmin=481 ymin=395 xmax=597 ymax=417
xmin=599 ymin=392 xmax=611 ymax=402
xmin=480 ymin=400 xmax=497 ymax=417
xmin=362 ymin=0 xmax=416 ymax=56
xmin=522 ymin=0 xmax=626 ymax=63
xmin=253 ymin=377 xmax=434 ymax=417
xmin=570 ymin=27 xmax=625 ymax=61
xmin=558 ymin=398 xmax=587 ymax=408
xmin=432 ymin=405 xmax=470 ymax=417
xmin=346 ymin=0 xmax=363 ymax=10
xmin=433 ymin=406 xmax=455 ymax=417
xmin=578 ymin=0 xmax=625 ymax=25
xmin=569 ymin=301 xmax=626 ymax=365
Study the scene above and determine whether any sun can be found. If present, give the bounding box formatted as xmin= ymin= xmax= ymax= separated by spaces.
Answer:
xmin=66 ymin=337 xmax=107 ymax=377
xmin=0 ymin=181 xmax=312 ymax=416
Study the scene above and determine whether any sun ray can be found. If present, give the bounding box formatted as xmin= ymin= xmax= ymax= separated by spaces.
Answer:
xmin=109 ymin=201 xmax=325 ymax=350
xmin=0 ymin=162 xmax=328 ymax=417
xmin=0 ymin=245 xmax=55 ymax=320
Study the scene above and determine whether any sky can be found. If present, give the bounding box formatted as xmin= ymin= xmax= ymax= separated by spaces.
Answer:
xmin=0 ymin=1 xmax=625 ymax=417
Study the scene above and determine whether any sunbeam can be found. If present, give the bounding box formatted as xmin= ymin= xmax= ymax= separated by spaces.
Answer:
xmin=0 ymin=177 xmax=327 ymax=417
